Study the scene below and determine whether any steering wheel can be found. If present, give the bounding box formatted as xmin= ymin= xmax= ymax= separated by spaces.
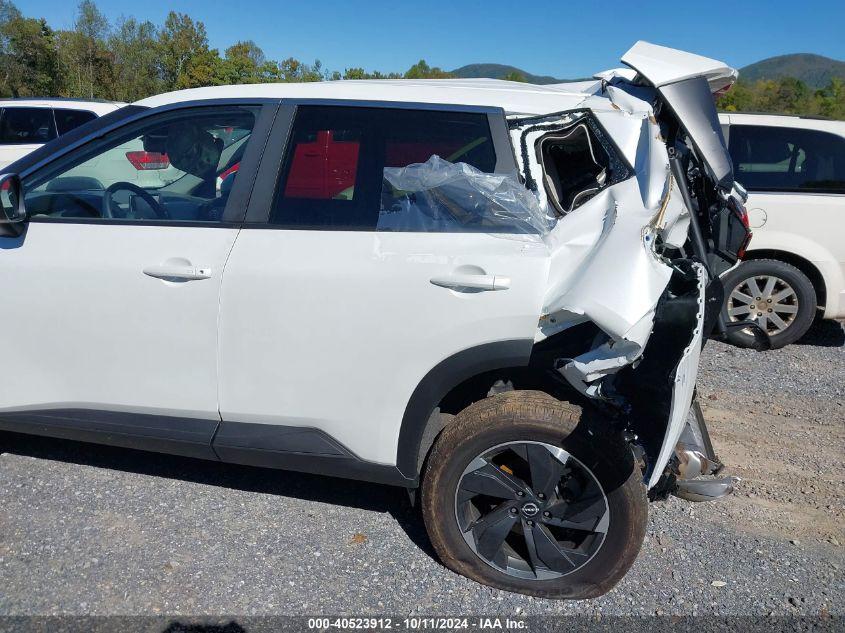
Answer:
xmin=102 ymin=181 xmax=169 ymax=219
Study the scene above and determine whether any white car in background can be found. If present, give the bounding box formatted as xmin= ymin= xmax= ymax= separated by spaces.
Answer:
xmin=0 ymin=99 xmax=123 ymax=170
xmin=719 ymin=113 xmax=845 ymax=348
xmin=0 ymin=98 xmax=198 ymax=191
xmin=1 ymin=98 xmax=250 ymax=197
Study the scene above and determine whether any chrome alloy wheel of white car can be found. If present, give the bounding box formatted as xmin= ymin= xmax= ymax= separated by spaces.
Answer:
xmin=727 ymin=274 xmax=799 ymax=335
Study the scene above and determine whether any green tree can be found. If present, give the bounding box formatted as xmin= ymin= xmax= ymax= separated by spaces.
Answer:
xmin=0 ymin=6 xmax=61 ymax=97
xmin=157 ymin=11 xmax=224 ymax=90
xmin=276 ymin=57 xmax=324 ymax=82
xmin=502 ymin=71 xmax=526 ymax=82
xmin=106 ymin=17 xmax=160 ymax=101
xmin=815 ymin=79 xmax=845 ymax=119
xmin=222 ymin=40 xmax=280 ymax=84
xmin=342 ymin=67 xmax=368 ymax=80
xmin=58 ymin=0 xmax=111 ymax=98
xmin=403 ymin=59 xmax=451 ymax=79
xmin=0 ymin=0 xmax=21 ymax=54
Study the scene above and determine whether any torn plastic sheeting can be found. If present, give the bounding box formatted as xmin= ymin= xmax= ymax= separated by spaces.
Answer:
xmin=379 ymin=155 xmax=555 ymax=236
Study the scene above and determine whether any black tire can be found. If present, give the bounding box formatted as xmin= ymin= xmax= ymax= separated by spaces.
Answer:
xmin=721 ymin=259 xmax=817 ymax=349
xmin=421 ymin=391 xmax=647 ymax=599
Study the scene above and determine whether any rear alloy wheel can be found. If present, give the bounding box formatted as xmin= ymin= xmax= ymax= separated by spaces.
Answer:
xmin=721 ymin=259 xmax=817 ymax=349
xmin=421 ymin=391 xmax=647 ymax=599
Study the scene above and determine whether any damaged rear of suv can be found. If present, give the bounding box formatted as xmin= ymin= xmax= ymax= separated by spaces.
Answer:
xmin=1 ymin=42 xmax=751 ymax=600
xmin=419 ymin=42 xmax=752 ymax=598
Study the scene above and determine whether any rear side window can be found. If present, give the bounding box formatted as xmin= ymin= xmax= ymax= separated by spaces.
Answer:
xmin=54 ymin=109 xmax=98 ymax=135
xmin=0 ymin=107 xmax=57 ymax=144
xmin=269 ymin=106 xmax=498 ymax=230
xmin=729 ymin=125 xmax=845 ymax=193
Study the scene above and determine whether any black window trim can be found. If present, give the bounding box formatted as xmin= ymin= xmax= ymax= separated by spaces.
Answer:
xmin=18 ymin=99 xmax=280 ymax=227
xmin=243 ymin=98 xmax=517 ymax=228
xmin=728 ymin=123 xmax=845 ymax=195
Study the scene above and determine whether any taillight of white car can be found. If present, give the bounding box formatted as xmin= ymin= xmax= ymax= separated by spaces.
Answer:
xmin=125 ymin=151 xmax=170 ymax=170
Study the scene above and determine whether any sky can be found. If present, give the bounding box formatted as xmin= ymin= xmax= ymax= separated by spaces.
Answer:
xmin=21 ymin=0 xmax=845 ymax=78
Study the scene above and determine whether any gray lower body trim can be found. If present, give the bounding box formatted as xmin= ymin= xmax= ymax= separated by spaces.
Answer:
xmin=0 ymin=410 xmax=414 ymax=487
xmin=0 ymin=409 xmax=219 ymax=460
xmin=212 ymin=420 xmax=415 ymax=486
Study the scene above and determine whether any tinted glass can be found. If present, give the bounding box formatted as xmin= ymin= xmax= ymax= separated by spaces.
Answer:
xmin=0 ymin=107 xmax=57 ymax=144
xmin=23 ymin=106 xmax=257 ymax=223
xmin=270 ymin=106 xmax=497 ymax=230
xmin=54 ymin=109 xmax=98 ymax=135
xmin=729 ymin=124 xmax=845 ymax=193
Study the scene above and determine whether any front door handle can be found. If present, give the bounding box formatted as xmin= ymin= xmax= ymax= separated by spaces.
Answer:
xmin=430 ymin=273 xmax=510 ymax=291
xmin=143 ymin=264 xmax=212 ymax=281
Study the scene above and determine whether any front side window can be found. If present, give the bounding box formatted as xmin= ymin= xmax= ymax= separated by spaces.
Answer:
xmin=54 ymin=109 xmax=98 ymax=135
xmin=23 ymin=106 xmax=257 ymax=223
xmin=269 ymin=106 xmax=500 ymax=231
xmin=0 ymin=107 xmax=57 ymax=144
xmin=729 ymin=125 xmax=845 ymax=193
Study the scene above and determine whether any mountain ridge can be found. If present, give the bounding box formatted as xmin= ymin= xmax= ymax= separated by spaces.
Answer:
xmin=451 ymin=53 xmax=845 ymax=88
xmin=739 ymin=53 xmax=845 ymax=88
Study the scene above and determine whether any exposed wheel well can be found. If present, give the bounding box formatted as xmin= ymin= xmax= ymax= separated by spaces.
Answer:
xmin=403 ymin=324 xmax=607 ymax=479
xmin=415 ymin=366 xmax=586 ymax=473
xmin=743 ymin=250 xmax=827 ymax=310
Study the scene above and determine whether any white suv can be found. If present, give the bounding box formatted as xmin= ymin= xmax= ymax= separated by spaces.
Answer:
xmin=718 ymin=113 xmax=845 ymax=348
xmin=0 ymin=43 xmax=750 ymax=599
xmin=0 ymin=99 xmax=123 ymax=170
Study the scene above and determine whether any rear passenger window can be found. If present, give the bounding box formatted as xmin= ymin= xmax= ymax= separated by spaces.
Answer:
xmin=0 ymin=107 xmax=57 ymax=144
xmin=54 ymin=109 xmax=98 ymax=135
xmin=269 ymin=106 xmax=499 ymax=230
xmin=729 ymin=125 xmax=845 ymax=193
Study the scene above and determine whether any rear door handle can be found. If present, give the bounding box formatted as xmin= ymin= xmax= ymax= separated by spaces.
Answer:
xmin=143 ymin=264 xmax=212 ymax=281
xmin=430 ymin=273 xmax=510 ymax=291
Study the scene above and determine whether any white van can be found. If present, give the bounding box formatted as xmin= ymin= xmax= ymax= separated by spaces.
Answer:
xmin=719 ymin=113 xmax=845 ymax=348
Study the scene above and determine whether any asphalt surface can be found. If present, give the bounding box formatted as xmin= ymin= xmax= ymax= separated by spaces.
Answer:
xmin=0 ymin=322 xmax=843 ymax=617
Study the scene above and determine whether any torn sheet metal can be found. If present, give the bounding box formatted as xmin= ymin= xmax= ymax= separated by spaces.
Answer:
xmin=505 ymin=78 xmax=697 ymax=400
xmin=379 ymin=155 xmax=554 ymax=235
xmin=648 ymin=262 xmax=708 ymax=488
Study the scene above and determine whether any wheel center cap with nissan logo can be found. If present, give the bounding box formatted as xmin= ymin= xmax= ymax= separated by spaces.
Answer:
xmin=521 ymin=502 xmax=540 ymax=518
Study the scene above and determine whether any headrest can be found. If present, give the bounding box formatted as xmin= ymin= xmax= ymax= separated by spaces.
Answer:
xmin=166 ymin=123 xmax=221 ymax=178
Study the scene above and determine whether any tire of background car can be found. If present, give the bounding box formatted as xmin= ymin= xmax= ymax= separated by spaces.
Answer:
xmin=721 ymin=258 xmax=817 ymax=350
xmin=421 ymin=391 xmax=647 ymax=599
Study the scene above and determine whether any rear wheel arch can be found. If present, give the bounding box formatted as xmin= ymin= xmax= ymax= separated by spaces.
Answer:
xmin=395 ymin=340 xmax=534 ymax=481
xmin=397 ymin=339 xmax=594 ymax=481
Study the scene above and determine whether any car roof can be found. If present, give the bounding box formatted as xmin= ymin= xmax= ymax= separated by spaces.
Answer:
xmin=719 ymin=111 xmax=845 ymax=134
xmin=134 ymin=78 xmax=609 ymax=117
xmin=0 ymin=98 xmax=123 ymax=115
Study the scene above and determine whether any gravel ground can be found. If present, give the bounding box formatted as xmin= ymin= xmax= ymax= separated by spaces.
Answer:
xmin=0 ymin=322 xmax=842 ymax=618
